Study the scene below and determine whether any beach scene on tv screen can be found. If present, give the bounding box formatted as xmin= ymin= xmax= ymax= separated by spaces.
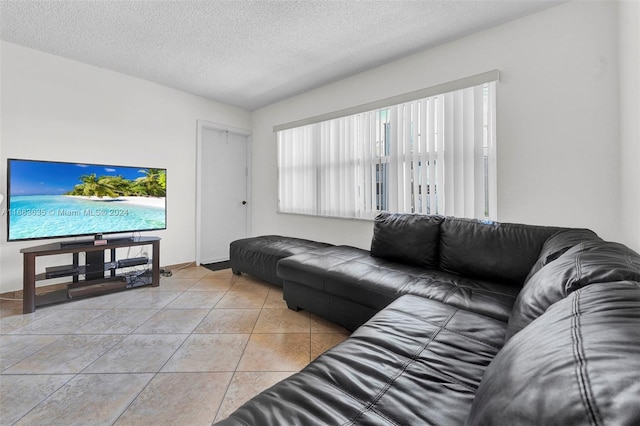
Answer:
xmin=8 ymin=160 xmax=166 ymax=241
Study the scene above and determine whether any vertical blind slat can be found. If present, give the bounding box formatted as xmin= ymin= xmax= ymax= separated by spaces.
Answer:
xmin=419 ymin=99 xmax=429 ymax=215
xmin=487 ymin=82 xmax=498 ymax=219
xmin=426 ymin=98 xmax=436 ymax=214
xmin=443 ymin=93 xmax=455 ymax=216
xmin=436 ymin=97 xmax=446 ymax=215
xmin=473 ymin=85 xmax=485 ymax=219
xmin=463 ymin=87 xmax=476 ymax=219
xmin=411 ymin=101 xmax=421 ymax=214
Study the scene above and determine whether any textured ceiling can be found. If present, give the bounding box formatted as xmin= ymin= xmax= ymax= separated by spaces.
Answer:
xmin=0 ymin=1 xmax=563 ymax=110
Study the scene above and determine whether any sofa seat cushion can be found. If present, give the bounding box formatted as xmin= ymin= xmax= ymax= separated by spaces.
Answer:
xmin=229 ymin=235 xmax=333 ymax=286
xmin=278 ymin=245 xmax=520 ymax=322
xmin=216 ymin=294 xmax=507 ymax=426
xmin=468 ymin=281 xmax=640 ymax=426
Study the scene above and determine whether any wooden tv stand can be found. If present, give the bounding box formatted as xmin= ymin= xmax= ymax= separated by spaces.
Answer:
xmin=20 ymin=236 xmax=160 ymax=313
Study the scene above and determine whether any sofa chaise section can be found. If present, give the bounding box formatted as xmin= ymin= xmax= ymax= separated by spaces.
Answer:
xmin=216 ymin=294 xmax=507 ymax=425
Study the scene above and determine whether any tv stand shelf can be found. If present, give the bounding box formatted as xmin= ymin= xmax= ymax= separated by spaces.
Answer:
xmin=20 ymin=236 xmax=160 ymax=313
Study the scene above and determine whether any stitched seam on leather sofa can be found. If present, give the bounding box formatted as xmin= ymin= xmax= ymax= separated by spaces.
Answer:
xmin=287 ymin=251 xmax=518 ymax=297
xmin=442 ymin=285 xmax=460 ymax=304
xmin=571 ymin=244 xmax=584 ymax=291
xmin=284 ymin=246 xmax=519 ymax=292
xmin=625 ymin=252 xmax=640 ymax=281
xmin=296 ymin=371 xmax=402 ymax=426
xmin=352 ymin=329 xmax=480 ymax=392
xmin=443 ymin=284 xmax=516 ymax=298
xmin=346 ymin=310 xmax=459 ymax=425
xmin=571 ymin=291 xmax=603 ymax=426
xmin=385 ymin=306 xmax=503 ymax=351
xmin=331 ymin=264 xmax=512 ymax=298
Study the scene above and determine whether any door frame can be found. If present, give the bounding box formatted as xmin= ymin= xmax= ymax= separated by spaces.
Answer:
xmin=195 ymin=119 xmax=252 ymax=266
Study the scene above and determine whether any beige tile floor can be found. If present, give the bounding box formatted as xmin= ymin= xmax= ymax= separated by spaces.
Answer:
xmin=0 ymin=266 xmax=350 ymax=425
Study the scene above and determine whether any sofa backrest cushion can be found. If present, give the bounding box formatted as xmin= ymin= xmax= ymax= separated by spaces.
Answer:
xmin=523 ymin=228 xmax=602 ymax=284
xmin=439 ymin=217 xmax=561 ymax=286
xmin=370 ymin=212 xmax=443 ymax=269
xmin=467 ymin=281 xmax=640 ymax=426
xmin=505 ymin=240 xmax=640 ymax=341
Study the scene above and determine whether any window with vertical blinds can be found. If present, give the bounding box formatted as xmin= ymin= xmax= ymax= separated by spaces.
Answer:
xmin=277 ymin=78 xmax=497 ymax=220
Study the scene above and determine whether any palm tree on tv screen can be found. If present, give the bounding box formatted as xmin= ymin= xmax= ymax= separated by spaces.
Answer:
xmin=134 ymin=168 xmax=166 ymax=197
xmin=75 ymin=173 xmax=118 ymax=198
xmin=65 ymin=169 xmax=166 ymax=198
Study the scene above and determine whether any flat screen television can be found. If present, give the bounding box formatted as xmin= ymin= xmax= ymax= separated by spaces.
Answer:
xmin=6 ymin=158 xmax=166 ymax=242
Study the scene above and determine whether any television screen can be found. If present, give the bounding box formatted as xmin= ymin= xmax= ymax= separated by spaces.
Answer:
xmin=7 ymin=159 xmax=166 ymax=241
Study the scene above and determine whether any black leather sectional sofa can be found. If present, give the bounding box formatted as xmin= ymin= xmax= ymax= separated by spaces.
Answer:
xmin=218 ymin=213 xmax=640 ymax=425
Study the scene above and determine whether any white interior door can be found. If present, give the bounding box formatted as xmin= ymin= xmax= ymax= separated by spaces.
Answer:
xmin=198 ymin=126 xmax=249 ymax=264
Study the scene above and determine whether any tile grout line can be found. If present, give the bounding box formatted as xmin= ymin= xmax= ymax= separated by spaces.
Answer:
xmin=113 ymin=269 xmax=249 ymax=423
xmin=212 ymin=276 xmax=270 ymax=422
xmin=0 ymin=267 xmax=347 ymax=425
xmin=5 ymin=292 xmax=136 ymax=424
xmin=112 ymin=272 xmax=227 ymax=424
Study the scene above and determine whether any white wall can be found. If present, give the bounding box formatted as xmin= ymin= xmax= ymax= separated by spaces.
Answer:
xmin=250 ymin=1 xmax=626 ymax=249
xmin=619 ymin=0 xmax=640 ymax=253
xmin=0 ymin=42 xmax=251 ymax=293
